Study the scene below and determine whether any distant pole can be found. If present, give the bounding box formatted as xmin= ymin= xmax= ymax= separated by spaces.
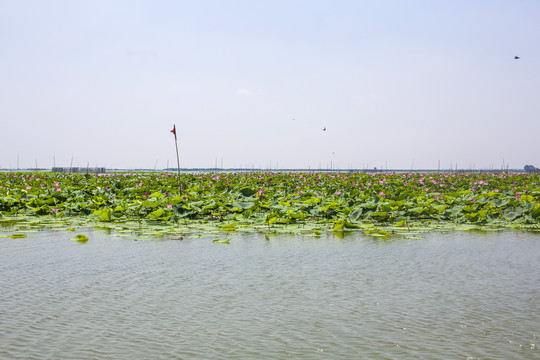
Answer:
xmin=171 ymin=124 xmax=180 ymax=175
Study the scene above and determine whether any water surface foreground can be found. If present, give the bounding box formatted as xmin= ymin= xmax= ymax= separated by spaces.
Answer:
xmin=1 ymin=230 xmax=539 ymax=359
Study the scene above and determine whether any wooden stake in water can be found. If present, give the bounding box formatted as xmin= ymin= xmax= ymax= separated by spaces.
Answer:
xmin=171 ymin=125 xmax=181 ymax=175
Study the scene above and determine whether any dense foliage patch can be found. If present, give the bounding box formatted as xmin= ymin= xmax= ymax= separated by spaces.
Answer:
xmin=1 ymin=171 xmax=539 ymax=238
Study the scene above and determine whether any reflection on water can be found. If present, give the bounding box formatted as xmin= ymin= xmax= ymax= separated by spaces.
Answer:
xmin=1 ymin=230 xmax=539 ymax=359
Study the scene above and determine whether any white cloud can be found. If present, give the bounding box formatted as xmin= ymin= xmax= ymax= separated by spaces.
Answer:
xmin=237 ymin=87 xmax=253 ymax=96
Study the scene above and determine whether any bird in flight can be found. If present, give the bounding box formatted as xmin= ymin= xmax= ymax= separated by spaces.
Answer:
xmin=514 ymin=56 xmax=520 ymax=59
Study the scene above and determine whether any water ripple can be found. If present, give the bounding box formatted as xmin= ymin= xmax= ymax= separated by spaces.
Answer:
xmin=1 ymin=230 xmax=540 ymax=359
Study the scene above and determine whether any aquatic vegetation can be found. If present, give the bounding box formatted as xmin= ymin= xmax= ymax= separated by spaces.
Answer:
xmin=68 ymin=234 xmax=89 ymax=242
xmin=0 ymin=171 xmax=539 ymax=238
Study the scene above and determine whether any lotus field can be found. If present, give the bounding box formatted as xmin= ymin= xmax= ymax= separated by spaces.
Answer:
xmin=1 ymin=171 xmax=539 ymax=238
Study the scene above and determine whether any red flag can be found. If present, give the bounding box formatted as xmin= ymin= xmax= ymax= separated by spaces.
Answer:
xmin=171 ymin=125 xmax=176 ymax=137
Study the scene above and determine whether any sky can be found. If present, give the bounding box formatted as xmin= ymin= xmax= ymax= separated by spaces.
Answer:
xmin=1 ymin=0 xmax=539 ymax=170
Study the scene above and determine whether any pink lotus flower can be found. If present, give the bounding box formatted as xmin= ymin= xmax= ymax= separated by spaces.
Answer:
xmin=335 ymin=191 xmax=341 ymax=195
xmin=167 ymin=204 xmax=173 ymax=208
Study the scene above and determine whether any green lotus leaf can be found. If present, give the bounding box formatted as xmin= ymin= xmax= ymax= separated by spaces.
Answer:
xmin=232 ymin=201 xmax=255 ymax=210
xmin=69 ymin=234 xmax=88 ymax=242
xmin=396 ymin=219 xmax=407 ymax=227
xmin=239 ymin=188 xmax=256 ymax=197
xmin=9 ymin=233 xmax=27 ymax=239
xmin=1 ymin=170 xmax=538 ymax=235
xmin=149 ymin=209 xmax=164 ymax=218
xmin=150 ymin=192 xmax=164 ymax=199
xmin=221 ymin=222 xmax=238 ymax=231
xmin=348 ymin=207 xmax=363 ymax=221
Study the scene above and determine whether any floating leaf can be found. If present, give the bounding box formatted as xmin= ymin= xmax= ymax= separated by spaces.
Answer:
xmin=10 ymin=233 xmax=27 ymax=239
xmin=69 ymin=234 xmax=88 ymax=242
xmin=221 ymin=222 xmax=238 ymax=232
xmin=396 ymin=219 xmax=407 ymax=227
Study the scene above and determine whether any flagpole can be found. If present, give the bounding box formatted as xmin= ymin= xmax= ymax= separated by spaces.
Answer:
xmin=172 ymin=124 xmax=181 ymax=175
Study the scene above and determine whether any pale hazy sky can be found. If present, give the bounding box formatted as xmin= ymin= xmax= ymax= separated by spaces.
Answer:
xmin=1 ymin=0 xmax=539 ymax=170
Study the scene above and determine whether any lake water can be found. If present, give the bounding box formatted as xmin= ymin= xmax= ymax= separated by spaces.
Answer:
xmin=1 ymin=229 xmax=539 ymax=359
